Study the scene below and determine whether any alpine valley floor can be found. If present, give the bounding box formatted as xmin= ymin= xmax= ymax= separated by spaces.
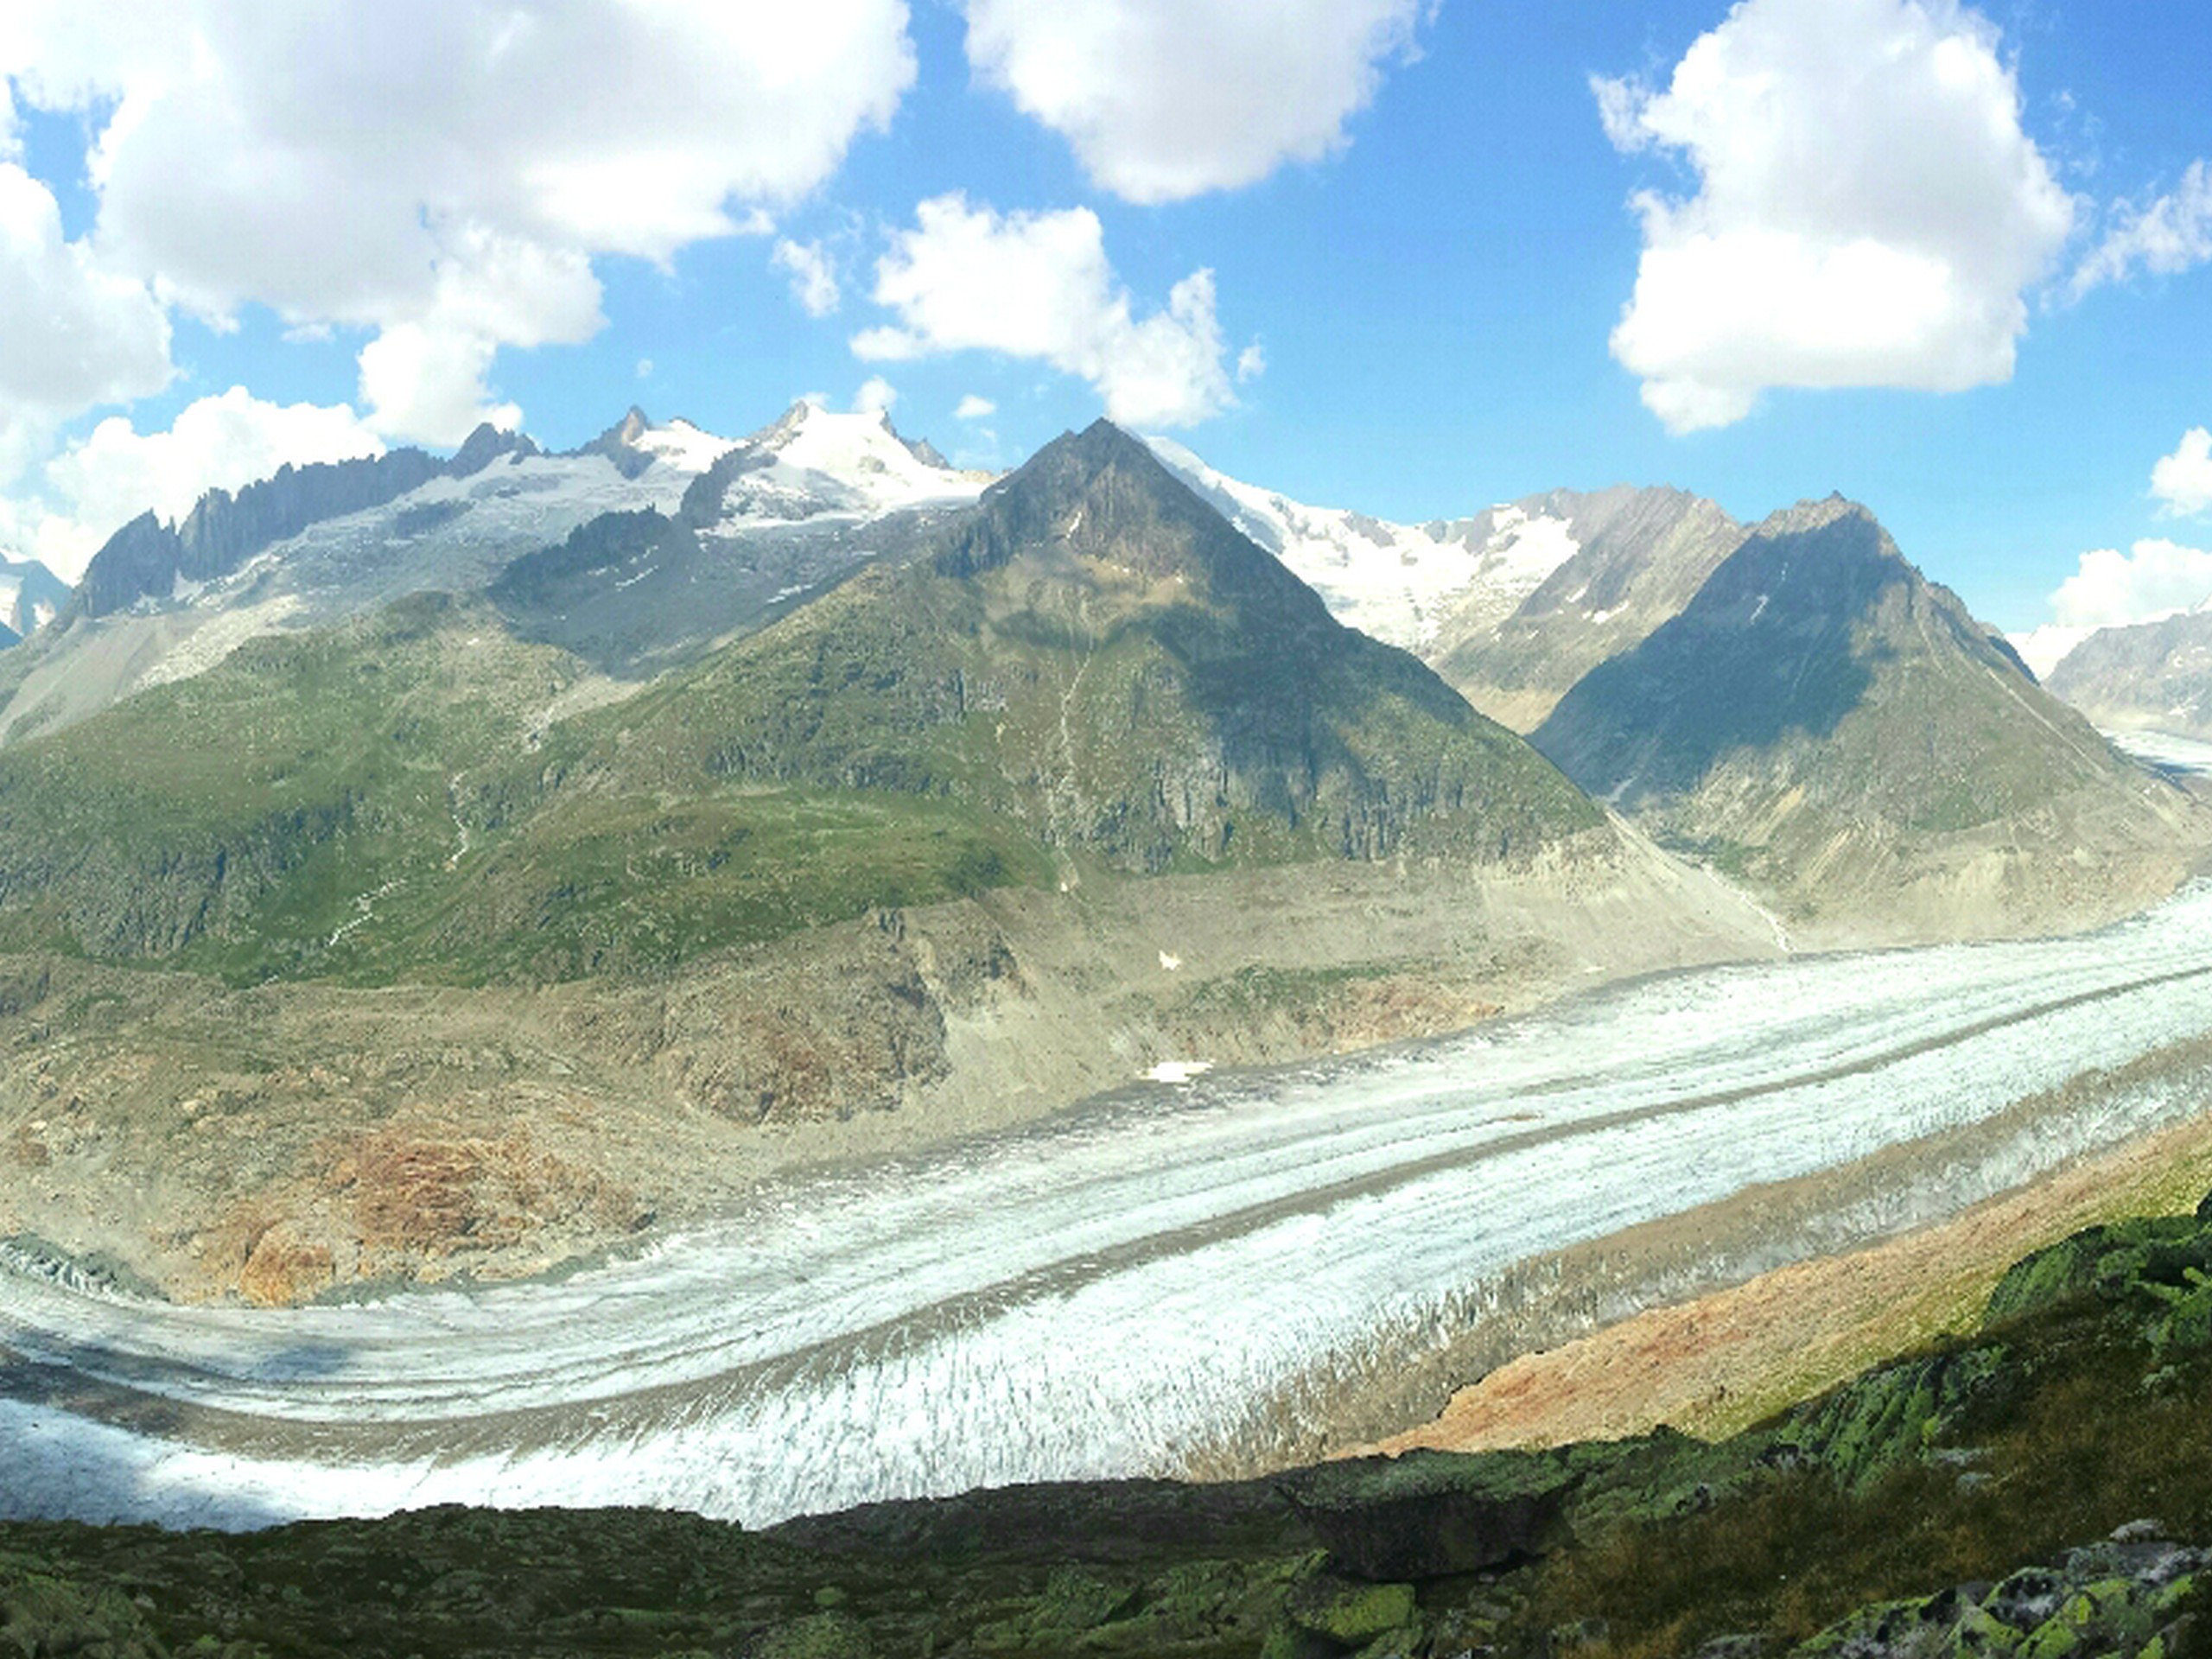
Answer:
xmin=9 ymin=880 xmax=2212 ymax=1531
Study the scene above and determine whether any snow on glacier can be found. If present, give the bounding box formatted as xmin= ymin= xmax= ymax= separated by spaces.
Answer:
xmin=1142 ymin=435 xmax=1580 ymax=650
xmin=9 ymin=886 xmax=2212 ymax=1528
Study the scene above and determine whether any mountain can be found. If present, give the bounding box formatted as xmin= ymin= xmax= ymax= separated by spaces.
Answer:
xmin=1430 ymin=486 xmax=1747 ymax=731
xmin=0 ymin=419 xmax=1627 ymax=988
xmin=0 ymin=553 xmax=68 ymax=641
xmin=0 ymin=418 xmax=1793 ymax=1300
xmin=484 ymin=400 xmax=990 ymax=677
xmin=1532 ymin=496 xmax=2206 ymax=940
xmin=585 ymin=419 xmax=1607 ymax=877
xmin=0 ymin=403 xmax=985 ymax=744
xmin=1138 ymin=442 xmax=1747 ymax=736
xmin=2041 ymin=607 xmax=2212 ymax=738
xmin=1142 ymin=435 xmax=1589 ymax=654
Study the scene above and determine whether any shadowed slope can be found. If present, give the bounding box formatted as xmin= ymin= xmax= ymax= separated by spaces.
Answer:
xmin=1535 ymin=497 xmax=2205 ymax=937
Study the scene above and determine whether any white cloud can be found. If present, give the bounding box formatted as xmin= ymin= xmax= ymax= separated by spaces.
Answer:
xmin=19 ymin=387 xmax=385 ymax=580
xmin=962 ymin=0 xmax=1428 ymax=204
xmin=2152 ymin=429 xmax=2212 ymax=518
xmin=854 ymin=376 xmax=899 ymax=416
xmin=2048 ymin=537 xmax=2212 ymax=632
xmin=636 ymin=357 xmax=654 ymax=380
xmin=1236 ymin=341 xmax=1268 ymax=384
xmin=774 ymin=238 xmax=842 ymax=317
xmin=954 ymin=394 xmax=996 ymax=420
xmin=2 ymin=1 xmax=916 ymax=442
xmin=2069 ymin=161 xmax=2212 ymax=298
xmin=2006 ymin=624 xmax=2091 ymax=682
xmin=1597 ymin=0 xmax=2074 ymax=434
xmin=855 ymin=194 xmax=1237 ymax=428
xmin=0 ymin=162 xmax=172 ymax=465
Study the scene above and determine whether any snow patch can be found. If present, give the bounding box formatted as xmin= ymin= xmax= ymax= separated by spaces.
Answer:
xmin=1146 ymin=1059 xmax=1213 ymax=1084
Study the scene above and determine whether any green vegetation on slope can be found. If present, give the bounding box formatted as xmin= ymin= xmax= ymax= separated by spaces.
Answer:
xmin=0 ymin=594 xmax=1051 ymax=986
xmin=0 ymin=425 xmax=1599 ymax=988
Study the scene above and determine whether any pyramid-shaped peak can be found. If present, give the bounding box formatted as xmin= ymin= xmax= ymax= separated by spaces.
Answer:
xmin=937 ymin=418 xmax=1325 ymax=620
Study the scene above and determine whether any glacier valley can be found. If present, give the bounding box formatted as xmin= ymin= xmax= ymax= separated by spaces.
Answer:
xmin=9 ymin=884 xmax=2212 ymax=1529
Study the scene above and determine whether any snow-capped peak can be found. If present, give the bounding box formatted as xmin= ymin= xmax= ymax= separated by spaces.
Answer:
xmin=707 ymin=400 xmax=988 ymax=524
xmin=629 ymin=416 xmax=734 ymax=474
xmin=1142 ymin=435 xmax=1580 ymax=649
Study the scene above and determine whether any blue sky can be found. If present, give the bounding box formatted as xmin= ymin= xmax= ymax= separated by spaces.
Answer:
xmin=1 ymin=1 xmax=2207 ymax=645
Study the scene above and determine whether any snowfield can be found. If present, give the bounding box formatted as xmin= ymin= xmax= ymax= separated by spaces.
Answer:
xmin=9 ymin=885 xmax=2212 ymax=1529
xmin=1142 ymin=435 xmax=1579 ymax=650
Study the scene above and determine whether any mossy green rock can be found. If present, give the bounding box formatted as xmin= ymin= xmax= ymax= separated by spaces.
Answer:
xmin=1984 ymin=1215 xmax=2212 ymax=1328
xmin=1283 ymin=1575 xmax=1417 ymax=1645
xmin=1783 ymin=1344 xmax=2012 ymax=1494
xmin=0 ymin=1567 xmax=165 ymax=1658
xmin=753 ymin=1609 xmax=874 ymax=1658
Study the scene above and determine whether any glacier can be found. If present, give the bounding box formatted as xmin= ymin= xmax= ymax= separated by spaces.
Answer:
xmin=9 ymin=885 xmax=2212 ymax=1529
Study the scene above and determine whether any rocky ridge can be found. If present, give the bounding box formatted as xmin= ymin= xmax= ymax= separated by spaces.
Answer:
xmin=1432 ymin=485 xmax=1747 ymax=732
xmin=0 ymin=555 xmax=67 ymax=643
xmin=0 ymin=403 xmax=982 ymax=747
xmin=2044 ymin=607 xmax=2212 ymax=739
xmin=1531 ymin=496 xmax=2209 ymax=942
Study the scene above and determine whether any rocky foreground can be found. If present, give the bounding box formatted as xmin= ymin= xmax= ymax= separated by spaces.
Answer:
xmin=7 ymin=1191 xmax=2212 ymax=1656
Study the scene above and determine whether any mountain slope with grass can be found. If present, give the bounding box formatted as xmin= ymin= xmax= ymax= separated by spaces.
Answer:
xmin=0 ymin=420 xmax=1605 ymax=986
xmin=1531 ymin=496 xmax=2208 ymax=941
xmin=0 ymin=422 xmax=1786 ymax=1300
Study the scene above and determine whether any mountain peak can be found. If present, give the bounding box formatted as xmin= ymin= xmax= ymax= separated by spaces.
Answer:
xmin=1754 ymin=494 xmax=1883 ymax=541
xmin=448 ymin=423 xmax=539 ymax=479
xmin=932 ymin=417 xmax=1334 ymax=634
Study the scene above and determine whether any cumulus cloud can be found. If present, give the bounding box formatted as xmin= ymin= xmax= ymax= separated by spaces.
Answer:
xmin=2069 ymin=161 xmax=2212 ymax=298
xmin=3 ymin=1 xmax=916 ymax=442
xmin=2048 ymin=538 xmax=2212 ymax=632
xmin=774 ymin=238 xmax=842 ymax=317
xmin=954 ymin=394 xmax=996 ymax=420
xmin=19 ymin=387 xmax=385 ymax=579
xmin=2152 ymin=429 xmax=2212 ymax=518
xmin=1596 ymin=0 xmax=2074 ymax=433
xmin=0 ymin=161 xmax=172 ymax=466
xmin=962 ymin=0 xmax=1427 ymax=203
xmin=854 ymin=376 xmax=899 ymax=416
xmin=854 ymin=194 xmax=1238 ymax=428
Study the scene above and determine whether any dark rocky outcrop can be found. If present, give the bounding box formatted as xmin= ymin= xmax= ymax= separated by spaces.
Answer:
xmin=65 ymin=449 xmax=449 ymax=620
xmin=61 ymin=429 xmax=548 ymax=624
xmin=567 ymin=405 xmax=657 ymax=478
xmin=447 ymin=421 xmax=542 ymax=478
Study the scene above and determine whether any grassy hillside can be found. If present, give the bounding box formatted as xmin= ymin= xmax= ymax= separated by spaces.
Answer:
xmin=0 ymin=426 xmax=1601 ymax=988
